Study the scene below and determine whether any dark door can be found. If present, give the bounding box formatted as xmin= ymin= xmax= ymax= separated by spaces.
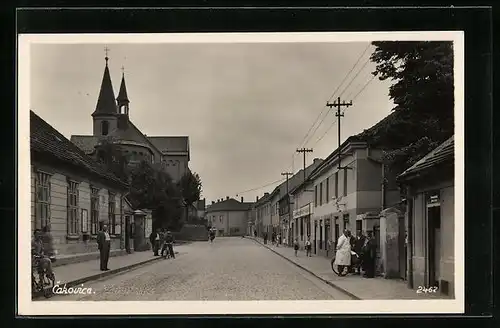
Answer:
xmin=428 ymin=206 xmax=441 ymax=287
xmin=319 ymin=220 xmax=323 ymax=250
xmin=325 ymin=222 xmax=330 ymax=256
xmin=314 ymin=221 xmax=318 ymax=254
xmin=125 ymin=215 xmax=131 ymax=253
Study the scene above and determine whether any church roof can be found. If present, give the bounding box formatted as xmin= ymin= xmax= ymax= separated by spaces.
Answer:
xmin=148 ymin=136 xmax=189 ymax=153
xmin=92 ymin=58 xmax=118 ymax=116
xmin=116 ymin=73 xmax=129 ymax=104
xmin=70 ymin=135 xmax=100 ymax=154
xmin=31 ymin=111 xmax=127 ymax=189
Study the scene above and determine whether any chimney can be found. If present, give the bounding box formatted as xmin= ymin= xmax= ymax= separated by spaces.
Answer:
xmin=256 ymin=196 xmax=259 ymax=202
xmin=226 ymin=196 xmax=229 ymax=200
xmin=241 ymin=197 xmax=244 ymax=203
xmin=212 ymin=201 xmax=215 ymax=205
xmin=264 ymin=192 xmax=269 ymax=196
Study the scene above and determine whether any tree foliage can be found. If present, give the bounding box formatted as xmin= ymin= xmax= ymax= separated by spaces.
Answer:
xmin=95 ymin=141 xmax=201 ymax=231
xmin=359 ymin=41 xmax=454 ymax=175
xmin=177 ymin=171 xmax=202 ymax=225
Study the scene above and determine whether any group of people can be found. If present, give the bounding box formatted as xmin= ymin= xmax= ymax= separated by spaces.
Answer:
xmin=334 ymin=229 xmax=377 ymax=278
xmin=149 ymin=228 xmax=175 ymax=258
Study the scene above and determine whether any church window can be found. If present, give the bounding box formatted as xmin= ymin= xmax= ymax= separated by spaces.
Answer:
xmin=119 ymin=105 xmax=128 ymax=115
xmin=101 ymin=121 xmax=109 ymax=136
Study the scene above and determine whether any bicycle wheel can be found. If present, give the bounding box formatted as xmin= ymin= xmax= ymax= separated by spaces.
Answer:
xmin=331 ymin=257 xmax=340 ymax=275
xmin=42 ymin=272 xmax=55 ymax=298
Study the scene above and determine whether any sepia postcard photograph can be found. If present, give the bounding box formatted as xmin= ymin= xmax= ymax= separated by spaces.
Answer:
xmin=17 ymin=31 xmax=464 ymax=315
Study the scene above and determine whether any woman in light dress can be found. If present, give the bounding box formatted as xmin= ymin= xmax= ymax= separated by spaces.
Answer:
xmin=334 ymin=229 xmax=352 ymax=274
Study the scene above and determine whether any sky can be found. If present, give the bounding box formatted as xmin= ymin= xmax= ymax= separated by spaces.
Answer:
xmin=30 ymin=41 xmax=394 ymax=204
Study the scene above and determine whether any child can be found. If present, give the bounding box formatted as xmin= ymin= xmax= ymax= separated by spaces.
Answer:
xmin=276 ymin=234 xmax=281 ymax=247
xmin=293 ymin=238 xmax=299 ymax=256
xmin=305 ymin=236 xmax=312 ymax=257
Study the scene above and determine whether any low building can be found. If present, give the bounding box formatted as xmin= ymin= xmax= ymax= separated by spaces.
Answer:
xmin=30 ymin=110 xmax=129 ymax=256
xmin=205 ymin=197 xmax=253 ymax=236
xmin=254 ymin=192 xmax=271 ymax=238
xmin=398 ymin=136 xmax=455 ymax=297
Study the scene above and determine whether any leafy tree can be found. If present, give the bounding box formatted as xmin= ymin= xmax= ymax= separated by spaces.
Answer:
xmin=95 ymin=138 xmax=130 ymax=182
xmin=177 ymin=171 xmax=202 ymax=223
xmin=359 ymin=41 xmax=454 ymax=175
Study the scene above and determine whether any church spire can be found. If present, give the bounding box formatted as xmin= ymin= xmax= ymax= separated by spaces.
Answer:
xmin=92 ymin=48 xmax=118 ymax=117
xmin=116 ymin=66 xmax=130 ymax=115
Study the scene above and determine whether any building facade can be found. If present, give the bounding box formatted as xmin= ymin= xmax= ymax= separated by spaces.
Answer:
xmin=71 ymin=55 xmax=190 ymax=183
xmin=254 ymin=192 xmax=271 ymax=237
xmin=307 ymin=136 xmax=400 ymax=257
xmin=205 ymin=198 xmax=253 ymax=236
xmin=30 ymin=110 xmax=129 ymax=256
xmin=398 ymin=136 xmax=455 ymax=297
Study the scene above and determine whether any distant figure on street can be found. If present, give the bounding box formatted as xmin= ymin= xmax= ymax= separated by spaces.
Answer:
xmin=305 ymin=235 xmax=312 ymax=257
xmin=263 ymin=232 xmax=268 ymax=245
xmin=293 ymin=238 xmax=299 ymax=256
xmin=354 ymin=232 xmax=366 ymax=275
xmin=161 ymin=230 xmax=175 ymax=259
xmin=271 ymin=232 xmax=276 ymax=246
xmin=254 ymin=230 xmax=257 ymax=238
xmin=362 ymin=231 xmax=377 ymax=278
xmin=283 ymin=237 xmax=287 ymax=246
xmin=276 ymin=233 xmax=281 ymax=247
xmin=149 ymin=229 xmax=161 ymax=256
xmin=334 ymin=229 xmax=352 ymax=275
xmin=96 ymin=224 xmax=111 ymax=271
xmin=209 ymin=229 xmax=216 ymax=243
xmin=32 ymin=228 xmax=54 ymax=281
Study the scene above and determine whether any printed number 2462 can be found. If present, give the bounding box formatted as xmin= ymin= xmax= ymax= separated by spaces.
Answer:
xmin=417 ymin=286 xmax=438 ymax=294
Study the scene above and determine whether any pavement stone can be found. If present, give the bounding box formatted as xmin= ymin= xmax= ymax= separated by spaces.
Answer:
xmin=249 ymin=237 xmax=451 ymax=300
xmin=48 ymin=237 xmax=352 ymax=301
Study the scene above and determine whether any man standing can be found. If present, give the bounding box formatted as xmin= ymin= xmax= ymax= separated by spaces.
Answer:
xmin=97 ymin=224 xmax=111 ymax=271
xmin=149 ymin=228 xmax=161 ymax=256
xmin=362 ymin=231 xmax=377 ymax=278
xmin=334 ymin=229 xmax=352 ymax=275
xmin=354 ymin=232 xmax=366 ymax=275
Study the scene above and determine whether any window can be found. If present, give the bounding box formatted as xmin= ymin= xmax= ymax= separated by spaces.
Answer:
xmin=219 ymin=215 xmax=223 ymax=223
xmin=101 ymin=121 xmax=109 ymax=136
xmin=343 ymin=169 xmax=348 ymax=196
xmin=319 ymin=182 xmax=323 ymax=206
xmin=326 ymin=177 xmax=330 ymax=203
xmin=67 ymin=180 xmax=79 ymax=235
xmin=35 ymin=172 xmax=51 ymax=229
xmin=300 ymin=217 xmax=304 ymax=239
xmin=334 ymin=172 xmax=339 ymax=198
xmin=314 ymin=185 xmax=318 ymax=207
xmin=108 ymin=192 xmax=116 ymax=234
xmin=319 ymin=220 xmax=323 ymax=249
xmin=343 ymin=214 xmax=350 ymax=231
xmin=90 ymin=187 xmax=100 ymax=235
xmin=356 ymin=220 xmax=362 ymax=237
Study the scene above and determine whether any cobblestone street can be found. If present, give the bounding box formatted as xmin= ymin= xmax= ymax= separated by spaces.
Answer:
xmin=49 ymin=237 xmax=353 ymax=301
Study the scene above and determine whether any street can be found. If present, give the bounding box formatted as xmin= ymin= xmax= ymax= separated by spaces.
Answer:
xmin=49 ymin=237 xmax=352 ymax=301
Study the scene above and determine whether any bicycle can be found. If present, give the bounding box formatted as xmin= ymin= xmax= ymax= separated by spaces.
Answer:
xmin=161 ymin=242 xmax=174 ymax=259
xmin=330 ymin=251 xmax=361 ymax=276
xmin=32 ymin=255 xmax=56 ymax=298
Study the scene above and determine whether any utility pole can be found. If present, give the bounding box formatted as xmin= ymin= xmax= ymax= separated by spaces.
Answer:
xmin=326 ymin=97 xmax=352 ymax=170
xmin=296 ymin=148 xmax=313 ymax=182
xmin=281 ymin=172 xmax=293 ymax=246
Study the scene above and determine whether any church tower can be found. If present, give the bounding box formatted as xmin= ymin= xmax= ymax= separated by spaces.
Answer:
xmin=116 ymin=68 xmax=130 ymax=116
xmin=92 ymin=52 xmax=118 ymax=137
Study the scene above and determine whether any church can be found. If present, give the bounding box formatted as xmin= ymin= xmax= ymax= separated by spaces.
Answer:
xmin=71 ymin=54 xmax=190 ymax=182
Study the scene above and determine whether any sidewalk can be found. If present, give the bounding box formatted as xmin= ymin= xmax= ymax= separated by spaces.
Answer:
xmin=34 ymin=247 xmax=183 ymax=299
xmin=250 ymin=237 xmax=450 ymax=300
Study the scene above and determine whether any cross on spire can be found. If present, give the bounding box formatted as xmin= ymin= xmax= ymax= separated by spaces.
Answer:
xmin=121 ymin=65 xmax=125 ymax=76
xmin=104 ymin=46 xmax=110 ymax=64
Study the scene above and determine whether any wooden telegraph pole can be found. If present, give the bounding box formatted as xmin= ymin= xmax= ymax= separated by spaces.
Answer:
xmin=326 ymin=97 xmax=352 ymax=170
xmin=296 ymin=148 xmax=313 ymax=182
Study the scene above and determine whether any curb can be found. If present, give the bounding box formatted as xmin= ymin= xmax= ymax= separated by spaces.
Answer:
xmin=249 ymin=237 xmax=361 ymax=300
xmin=33 ymin=252 xmax=179 ymax=299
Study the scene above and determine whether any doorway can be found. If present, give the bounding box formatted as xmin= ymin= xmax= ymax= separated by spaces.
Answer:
xmin=427 ymin=205 xmax=441 ymax=288
xmin=314 ymin=220 xmax=318 ymax=254
xmin=125 ymin=215 xmax=131 ymax=253
xmin=325 ymin=220 xmax=330 ymax=256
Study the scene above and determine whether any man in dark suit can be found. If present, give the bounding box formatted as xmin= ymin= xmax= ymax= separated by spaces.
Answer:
xmin=97 ymin=224 xmax=111 ymax=271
